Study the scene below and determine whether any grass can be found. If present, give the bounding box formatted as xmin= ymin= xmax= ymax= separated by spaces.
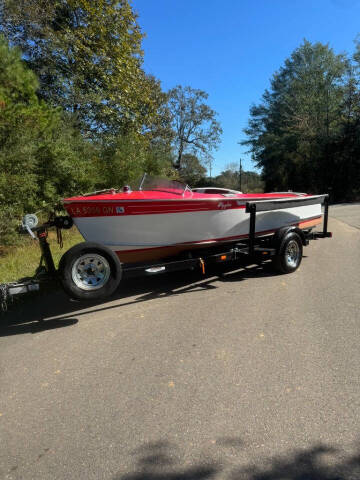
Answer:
xmin=0 ymin=227 xmax=84 ymax=284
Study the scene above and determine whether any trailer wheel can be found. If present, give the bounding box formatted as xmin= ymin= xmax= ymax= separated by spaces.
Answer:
xmin=272 ymin=232 xmax=303 ymax=274
xmin=59 ymin=242 xmax=122 ymax=300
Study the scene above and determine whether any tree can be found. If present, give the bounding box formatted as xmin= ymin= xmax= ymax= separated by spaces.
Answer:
xmin=0 ymin=36 xmax=96 ymax=244
xmin=242 ymin=40 xmax=348 ymax=195
xmin=178 ymin=154 xmax=207 ymax=186
xmin=336 ymin=43 xmax=360 ymax=200
xmin=1 ymin=0 xmax=168 ymax=138
xmin=212 ymin=163 xmax=264 ymax=192
xmin=167 ymin=85 xmax=222 ymax=169
xmin=97 ymin=131 xmax=175 ymax=190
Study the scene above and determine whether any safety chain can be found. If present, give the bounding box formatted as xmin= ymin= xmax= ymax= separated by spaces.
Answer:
xmin=56 ymin=226 xmax=63 ymax=249
xmin=49 ymin=208 xmax=64 ymax=249
xmin=0 ymin=283 xmax=9 ymax=312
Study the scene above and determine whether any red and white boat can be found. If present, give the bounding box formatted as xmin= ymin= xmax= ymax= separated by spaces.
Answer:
xmin=63 ymin=175 xmax=323 ymax=264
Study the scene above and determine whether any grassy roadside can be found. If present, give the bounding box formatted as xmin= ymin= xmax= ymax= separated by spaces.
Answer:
xmin=0 ymin=227 xmax=84 ymax=284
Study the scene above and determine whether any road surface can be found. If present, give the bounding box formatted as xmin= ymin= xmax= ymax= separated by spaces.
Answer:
xmin=328 ymin=202 xmax=360 ymax=230
xmin=0 ymin=205 xmax=359 ymax=480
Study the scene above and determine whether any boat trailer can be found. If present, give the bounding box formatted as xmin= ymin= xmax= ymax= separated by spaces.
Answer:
xmin=0 ymin=195 xmax=332 ymax=310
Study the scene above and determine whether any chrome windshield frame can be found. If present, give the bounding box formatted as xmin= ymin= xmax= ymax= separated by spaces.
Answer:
xmin=139 ymin=173 xmax=147 ymax=191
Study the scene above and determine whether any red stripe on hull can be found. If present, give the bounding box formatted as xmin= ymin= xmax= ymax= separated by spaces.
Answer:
xmin=64 ymin=200 xmax=247 ymax=217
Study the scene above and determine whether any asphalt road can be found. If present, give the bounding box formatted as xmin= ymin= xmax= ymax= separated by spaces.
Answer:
xmin=1 ymin=205 xmax=359 ymax=480
xmin=328 ymin=202 xmax=360 ymax=230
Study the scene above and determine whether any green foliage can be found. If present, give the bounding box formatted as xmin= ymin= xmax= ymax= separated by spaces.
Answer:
xmin=96 ymin=133 xmax=176 ymax=190
xmin=0 ymin=37 xmax=96 ymax=244
xmin=243 ymin=40 xmax=360 ymax=200
xmin=211 ymin=164 xmax=264 ymax=192
xmin=178 ymin=154 xmax=207 ymax=186
xmin=168 ymin=85 xmax=222 ymax=168
xmin=1 ymin=0 xmax=168 ymax=138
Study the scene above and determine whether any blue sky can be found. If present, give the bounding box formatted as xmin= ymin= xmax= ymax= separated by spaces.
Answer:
xmin=131 ymin=0 xmax=360 ymax=175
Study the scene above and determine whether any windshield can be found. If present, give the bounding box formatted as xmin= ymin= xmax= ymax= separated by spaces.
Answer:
xmin=138 ymin=174 xmax=190 ymax=195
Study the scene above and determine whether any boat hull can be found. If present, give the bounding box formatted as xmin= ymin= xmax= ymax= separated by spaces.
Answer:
xmin=69 ymin=202 xmax=322 ymax=263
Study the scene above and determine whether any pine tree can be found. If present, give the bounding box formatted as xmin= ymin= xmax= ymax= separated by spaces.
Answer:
xmin=243 ymin=40 xmax=348 ymax=196
xmin=0 ymin=37 xmax=96 ymax=244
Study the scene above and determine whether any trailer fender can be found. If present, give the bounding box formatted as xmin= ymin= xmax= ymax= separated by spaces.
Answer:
xmin=271 ymin=226 xmax=308 ymax=248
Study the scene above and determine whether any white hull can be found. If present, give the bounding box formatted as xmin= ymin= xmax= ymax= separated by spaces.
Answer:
xmin=74 ymin=203 xmax=322 ymax=255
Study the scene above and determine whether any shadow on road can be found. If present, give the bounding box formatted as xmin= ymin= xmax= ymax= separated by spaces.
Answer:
xmin=1 ymin=261 xmax=279 ymax=337
xmin=116 ymin=440 xmax=219 ymax=480
xmin=114 ymin=439 xmax=360 ymax=480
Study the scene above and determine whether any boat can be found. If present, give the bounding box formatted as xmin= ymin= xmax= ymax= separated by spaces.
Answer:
xmin=63 ymin=175 xmax=323 ymax=264
xmin=0 ymin=176 xmax=330 ymax=305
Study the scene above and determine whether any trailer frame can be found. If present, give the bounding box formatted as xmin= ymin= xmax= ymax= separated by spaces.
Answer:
xmin=0 ymin=195 xmax=332 ymax=310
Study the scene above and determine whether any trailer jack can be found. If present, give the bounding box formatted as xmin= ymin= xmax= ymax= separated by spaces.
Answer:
xmin=0 ymin=213 xmax=73 ymax=312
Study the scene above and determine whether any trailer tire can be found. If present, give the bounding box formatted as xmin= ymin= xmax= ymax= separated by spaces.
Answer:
xmin=59 ymin=242 xmax=122 ymax=300
xmin=272 ymin=231 xmax=303 ymax=274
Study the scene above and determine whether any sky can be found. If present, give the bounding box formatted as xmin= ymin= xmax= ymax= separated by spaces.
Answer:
xmin=131 ymin=0 xmax=360 ymax=175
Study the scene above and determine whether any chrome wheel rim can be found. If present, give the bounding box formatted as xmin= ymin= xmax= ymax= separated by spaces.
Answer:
xmin=285 ymin=240 xmax=300 ymax=268
xmin=72 ymin=254 xmax=110 ymax=291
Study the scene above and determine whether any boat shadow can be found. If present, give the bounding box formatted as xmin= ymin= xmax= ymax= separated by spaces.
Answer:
xmin=0 ymin=261 xmax=279 ymax=337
